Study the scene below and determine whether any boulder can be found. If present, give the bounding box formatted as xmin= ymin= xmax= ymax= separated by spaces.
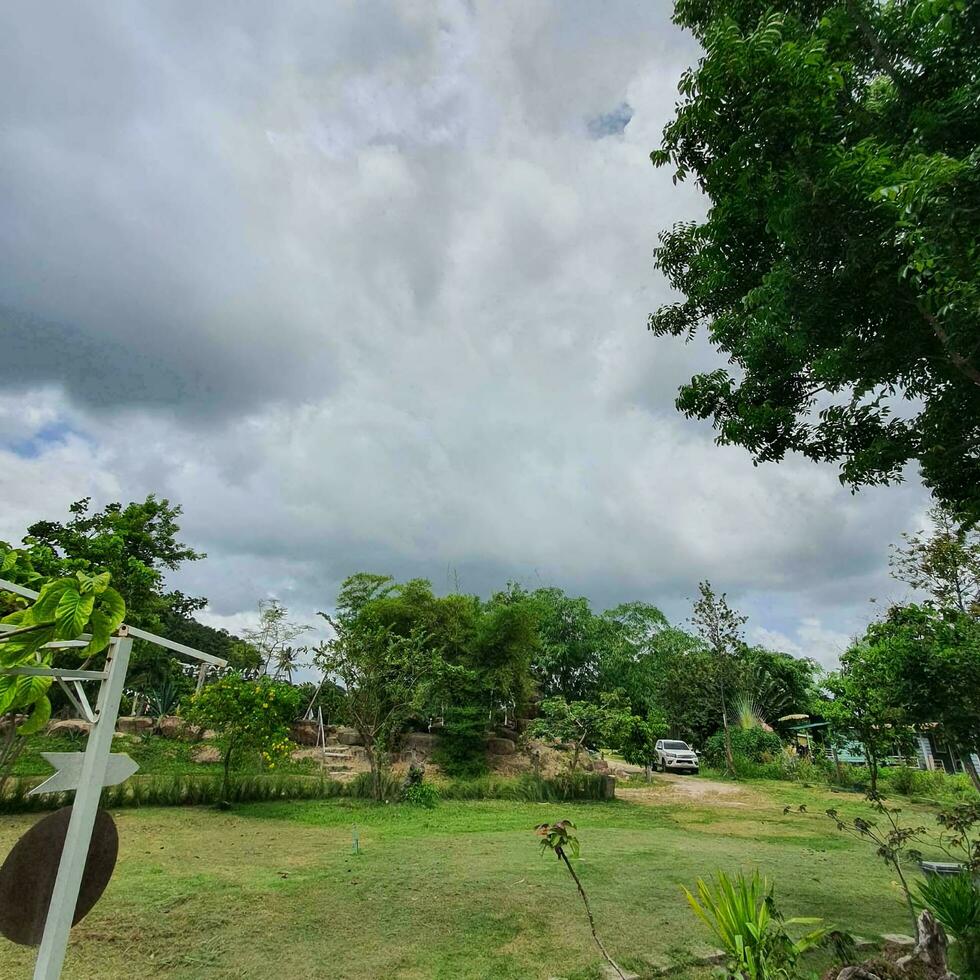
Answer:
xmin=47 ymin=719 xmax=92 ymax=737
xmin=290 ymin=720 xmax=320 ymax=746
xmin=191 ymin=744 xmax=222 ymax=764
xmin=401 ymin=732 xmax=438 ymax=759
xmin=335 ymin=727 xmax=365 ymax=746
xmin=486 ymin=737 xmax=516 ymax=755
xmin=116 ymin=716 xmax=153 ymax=735
xmin=157 ymin=716 xmax=188 ymax=740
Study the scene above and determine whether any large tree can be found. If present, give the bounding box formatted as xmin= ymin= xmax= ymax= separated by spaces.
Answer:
xmin=650 ymin=0 xmax=980 ymax=521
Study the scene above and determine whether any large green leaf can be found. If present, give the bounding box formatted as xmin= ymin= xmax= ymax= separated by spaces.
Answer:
xmin=81 ymin=608 xmax=113 ymax=657
xmin=17 ymin=694 xmax=52 ymax=735
xmin=30 ymin=578 xmax=76 ymax=624
xmin=0 ymin=625 xmax=56 ymax=667
xmin=55 ymin=588 xmax=95 ymax=638
xmin=98 ymin=587 xmax=126 ymax=632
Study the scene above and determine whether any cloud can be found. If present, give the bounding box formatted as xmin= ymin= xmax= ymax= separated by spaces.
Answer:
xmin=0 ymin=1 xmax=931 ymax=649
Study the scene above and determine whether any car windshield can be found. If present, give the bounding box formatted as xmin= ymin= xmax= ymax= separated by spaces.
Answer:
xmin=664 ymin=741 xmax=690 ymax=750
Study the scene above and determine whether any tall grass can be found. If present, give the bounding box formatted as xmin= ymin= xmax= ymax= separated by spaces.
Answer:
xmin=0 ymin=770 xmax=610 ymax=813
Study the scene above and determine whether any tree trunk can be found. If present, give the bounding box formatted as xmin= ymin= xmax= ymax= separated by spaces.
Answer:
xmin=868 ymin=746 xmax=879 ymax=795
xmin=558 ymin=848 xmax=627 ymax=980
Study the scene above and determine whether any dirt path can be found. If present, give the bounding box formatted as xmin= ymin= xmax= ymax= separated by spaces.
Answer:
xmin=618 ymin=772 xmax=767 ymax=808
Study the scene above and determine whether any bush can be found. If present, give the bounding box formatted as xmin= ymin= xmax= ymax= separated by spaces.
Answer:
xmin=703 ymin=727 xmax=783 ymax=768
xmin=434 ymin=707 xmax=489 ymax=779
xmin=882 ymin=765 xmax=977 ymax=803
xmin=403 ymin=781 xmax=440 ymax=808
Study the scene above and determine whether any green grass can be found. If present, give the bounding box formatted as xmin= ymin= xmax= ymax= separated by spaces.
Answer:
xmin=0 ymin=778 xmax=939 ymax=979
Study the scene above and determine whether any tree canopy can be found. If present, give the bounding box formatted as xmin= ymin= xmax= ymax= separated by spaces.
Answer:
xmin=650 ymin=0 xmax=980 ymax=521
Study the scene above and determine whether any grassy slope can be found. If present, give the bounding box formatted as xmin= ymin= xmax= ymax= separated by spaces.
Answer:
xmin=0 ymin=780 xmax=930 ymax=980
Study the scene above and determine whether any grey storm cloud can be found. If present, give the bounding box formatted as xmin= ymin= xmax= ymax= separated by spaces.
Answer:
xmin=0 ymin=1 xmax=930 ymax=669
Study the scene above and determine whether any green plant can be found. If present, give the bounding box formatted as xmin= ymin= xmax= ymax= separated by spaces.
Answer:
xmin=534 ymin=820 xmax=627 ymax=979
xmin=1 ymin=561 xmax=127 ymax=741
xmin=530 ymin=693 xmax=631 ymax=771
xmin=684 ymin=871 xmax=827 ymax=979
xmin=403 ymin=781 xmax=439 ymax=808
xmin=146 ymin=679 xmax=182 ymax=719
xmin=703 ymin=727 xmax=783 ymax=769
xmin=915 ymin=872 xmax=980 ymax=978
xmin=184 ymin=674 xmax=300 ymax=805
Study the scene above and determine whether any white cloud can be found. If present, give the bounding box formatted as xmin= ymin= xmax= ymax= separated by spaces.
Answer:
xmin=0 ymin=1 xmax=930 ymax=645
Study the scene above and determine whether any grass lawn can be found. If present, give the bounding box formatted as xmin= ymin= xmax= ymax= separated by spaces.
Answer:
xmin=0 ymin=777 xmax=935 ymax=979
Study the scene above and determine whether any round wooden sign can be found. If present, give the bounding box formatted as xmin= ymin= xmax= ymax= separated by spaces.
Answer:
xmin=0 ymin=806 xmax=118 ymax=946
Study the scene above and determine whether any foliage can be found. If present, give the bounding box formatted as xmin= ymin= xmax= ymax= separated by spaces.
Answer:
xmin=531 ymin=693 xmax=631 ymax=771
xmin=650 ymin=0 xmax=980 ymax=522
xmin=861 ymin=603 xmax=980 ymax=791
xmin=703 ymin=726 xmax=783 ymax=768
xmin=184 ymin=674 xmax=299 ymax=803
xmin=691 ymin=581 xmax=747 ymax=772
xmin=523 ymin=586 xmax=610 ymax=702
xmin=535 ymin=820 xmax=627 ymax=979
xmin=403 ymin=780 xmax=440 ymax=809
xmin=1 ymin=561 xmax=127 ymax=735
xmin=915 ymin=872 xmax=980 ymax=978
xmin=434 ymin=705 xmax=489 ymax=778
xmin=316 ymin=574 xmax=446 ymax=800
xmin=23 ymin=495 xmax=204 ymax=626
xmin=242 ymin=599 xmax=310 ymax=681
xmin=684 ymin=870 xmax=827 ymax=980
xmin=823 ymin=640 xmax=917 ymax=793
xmin=615 ymin=710 xmax=670 ymax=768
xmin=146 ymin=679 xmax=182 ymax=719
xmin=890 ymin=504 xmax=980 ymax=615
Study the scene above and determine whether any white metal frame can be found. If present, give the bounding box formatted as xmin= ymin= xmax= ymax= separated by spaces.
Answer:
xmin=0 ymin=576 xmax=228 ymax=979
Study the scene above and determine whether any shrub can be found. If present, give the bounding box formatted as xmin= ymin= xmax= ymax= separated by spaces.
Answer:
xmin=403 ymin=781 xmax=440 ymax=808
xmin=434 ymin=707 xmax=489 ymax=778
xmin=703 ymin=727 xmax=782 ymax=768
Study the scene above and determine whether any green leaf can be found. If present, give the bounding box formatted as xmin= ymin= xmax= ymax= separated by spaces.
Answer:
xmin=55 ymin=588 xmax=95 ymax=638
xmin=17 ymin=694 xmax=52 ymax=735
xmin=0 ymin=675 xmax=17 ymax=714
xmin=80 ymin=608 xmax=113 ymax=656
xmin=98 ymin=587 xmax=126 ymax=632
xmin=30 ymin=578 xmax=76 ymax=624
xmin=90 ymin=572 xmax=111 ymax=594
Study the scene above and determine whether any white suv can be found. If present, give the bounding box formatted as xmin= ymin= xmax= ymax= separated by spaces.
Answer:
xmin=654 ymin=739 xmax=699 ymax=773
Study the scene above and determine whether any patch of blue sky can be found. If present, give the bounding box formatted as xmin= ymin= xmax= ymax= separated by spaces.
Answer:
xmin=586 ymin=102 xmax=633 ymax=138
xmin=4 ymin=421 xmax=79 ymax=459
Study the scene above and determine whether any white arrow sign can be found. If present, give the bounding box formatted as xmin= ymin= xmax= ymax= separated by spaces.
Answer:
xmin=29 ymin=752 xmax=139 ymax=796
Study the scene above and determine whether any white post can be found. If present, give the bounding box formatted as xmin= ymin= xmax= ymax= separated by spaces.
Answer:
xmin=33 ymin=633 xmax=133 ymax=980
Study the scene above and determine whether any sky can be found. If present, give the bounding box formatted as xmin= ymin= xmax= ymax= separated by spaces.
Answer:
xmin=0 ymin=0 xmax=931 ymax=669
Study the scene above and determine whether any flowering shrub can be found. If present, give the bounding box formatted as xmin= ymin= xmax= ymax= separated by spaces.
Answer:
xmin=185 ymin=674 xmax=300 ymax=803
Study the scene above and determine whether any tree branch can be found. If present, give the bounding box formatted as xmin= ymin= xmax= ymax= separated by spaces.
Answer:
xmin=921 ymin=308 xmax=980 ymax=386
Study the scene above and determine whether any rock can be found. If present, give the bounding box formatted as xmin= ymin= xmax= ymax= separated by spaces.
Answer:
xmin=486 ymin=737 xmax=516 ymax=755
xmin=290 ymin=720 xmax=320 ymax=746
xmin=881 ymin=935 xmax=917 ymax=949
xmin=115 ymin=716 xmax=153 ymax=735
xmin=495 ymin=726 xmax=519 ymax=741
xmin=191 ymin=745 xmax=222 ymax=764
xmin=401 ymin=732 xmax=438 ymax=759
xmin=157 ymin=716 xmax=188 ymax=740
xmin=47 ymin=719 xmax=92 ymax=737
xmin=592 ymin=758 xmax=610 ymax=773
xmin=335 ymin=727 xmax=365 ymax=746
